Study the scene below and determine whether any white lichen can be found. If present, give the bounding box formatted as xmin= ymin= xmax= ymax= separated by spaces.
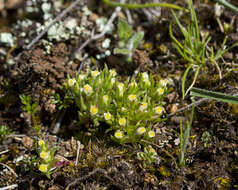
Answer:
xmin=0 ymin=33 xmax=15 ymax=47
xmin=41 ymin=2 xmax=51 ymax=13
xmin=102 ymin=38 xmax=111 ymax=49
xmin=82 ymin=6 xmax=91 ymax=16
xmin=65 ymin=18 xmax=78 ymax=30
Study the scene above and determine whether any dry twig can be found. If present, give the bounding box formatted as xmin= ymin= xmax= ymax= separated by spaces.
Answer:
xmin=0 ymin=184 xmax=18 ymax=190
xmin=73 ymin=4 xmax=123 ymax=58
xmin=0 ymin=163 xmax=18 ymax=178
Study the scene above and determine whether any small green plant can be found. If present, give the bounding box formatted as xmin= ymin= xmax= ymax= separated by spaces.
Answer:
xmin=59 ymin=66 xmax=168 ymax=144
xmin=0 ymin=125 xmax=11 ymax=143
xmin=169 ymin=0 xmax=238 ymax=99
xmin=114 ymin=18 xmax=144 ymax=62
xmin=20 ymin=95 xmax=40 ymax=135
xmin=137 ymin=145 xmax=160 ymax=168
xmin=37 ymin=139 xmax=58 ymax=179
xmin=51 ymin=93 xmax=70 ymax=110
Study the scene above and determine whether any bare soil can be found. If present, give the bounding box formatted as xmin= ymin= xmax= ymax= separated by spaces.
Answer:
xmin=0 ymin=0 xmax=238 ymax=189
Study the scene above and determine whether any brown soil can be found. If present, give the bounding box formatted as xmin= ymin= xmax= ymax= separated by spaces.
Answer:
xmin=0 ymin=0 xmax=238 ymax=189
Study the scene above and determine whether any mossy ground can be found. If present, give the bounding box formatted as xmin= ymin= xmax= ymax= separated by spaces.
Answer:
xmin=0 ymin=0 xmax=238 ymax=189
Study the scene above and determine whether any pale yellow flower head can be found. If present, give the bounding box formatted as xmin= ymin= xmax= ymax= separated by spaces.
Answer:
xmin=154 ymin=106 xmax=164 ymax=115
xmin=142 ymin=72 xmax=149 ymax=81
xmin=121 ymin=107 xmax=127 ymax=112
xmin=157 ymin=88 xmax=164 ymax=95
xmin=148 ymin=130 xmax=155 ymax=138
xmin=129 ymin=81 xmax=137 ymax=87
xmin=137 ymin=127 xmax=146 ymax=135
xmin=78 ymin=74 xmax=85 ymax=80
xmin=109 ymin=69 xmax=117 ymax=77
xmin=145 ymin=80 xmax=151 ymax=86
xmin=118 ymin=117 xmax=126 ymax=126
xmin=128 ymin=94 xmax=136 ymax=101
xmin=68 ymin=78 xmax=76 ymax=87
xmin=90 ymin=106 xmax=98 ymax=115
xmin=142 ymin=72 xmax=151 ymax=85
xmin=103 ymin=95 xmax=109 ymax=104
xmin=39 ymin=164 xmax=48 ymax=173
xmin=40 ymin=151 xmax=50 ymax=160
xmin=38 ymin=139 xmax=45 ymax=146
xmin=118 ymin=83 xmax=124 ymax=92
xmin=111 ymin=78 xmax=116 ymax=85
xmin=83 ymin=84 xmax=92 ymax=94
xmin=91 ymin=70 xmax=100 ymax=78
xmin=139 ymin=102 xmax=148 ymax=111
xmin=114 ymin=130 xmax=123 ymax=139
xmin=104 ymin=112 xmax=112 ymax=121
xmin=98 ymin=78 xmax=102 ymax=84
xmin=160 ymin=79 xmax=167 ymax=87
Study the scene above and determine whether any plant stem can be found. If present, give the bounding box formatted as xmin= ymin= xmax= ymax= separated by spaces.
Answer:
xmin=179 ymin=98 xmax=195 ymax=167
xmin=102 ymin=0 xmax=188 ymax=12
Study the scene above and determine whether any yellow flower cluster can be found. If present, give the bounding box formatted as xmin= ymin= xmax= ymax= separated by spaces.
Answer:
xmin=63 ymin=67 xmax=169 ymax=145
xmin=37 ymin=139 xmax=57 ymax=176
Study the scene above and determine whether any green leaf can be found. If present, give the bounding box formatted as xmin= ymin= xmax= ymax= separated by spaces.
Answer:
xmin=189 ymin=0 xmax=199 ymax=42
xmin=214 ymin=42 xmax=238 ymax=61
xmin=128 ymin=31 xmax=144 ymax=50
xmin=32 ymin=102 xmax=38 ymax=113
xmin=191 ymin=87 xmax=238 ymax=105
xmin=117 ymin=18 xmax=132 ymax=41
xmin=171 ymin=10 xmax=188 ymax=38
xmin=80 ymin=95 xmax=87 ymax=111
xmin=113 ymin=47 xmax=131 ymax=55
xmin=214 ymin=0 xmax=238 ymax=13
xmin=182 ymin=64 xmax=193 ymax=99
